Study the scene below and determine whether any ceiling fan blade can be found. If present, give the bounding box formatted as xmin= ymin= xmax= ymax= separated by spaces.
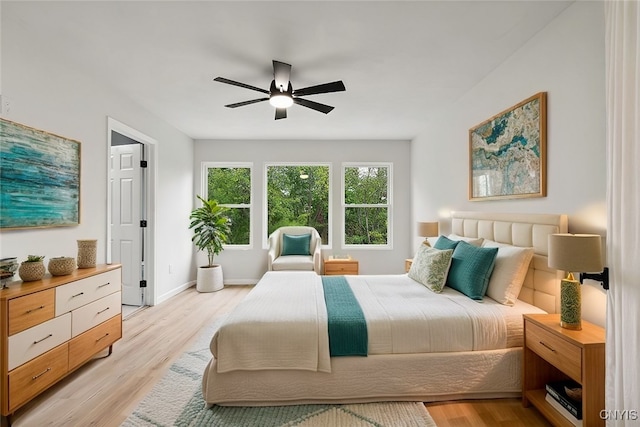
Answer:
xmin=293 ymin=81 xmax=345 ymax=97
xmin=214 ymin=77 xmax=269 ymax=94
xmin=293 ymin=97 xmax=335 ymax=114
xmin=224 ymin=98 xmax=269 ymax=108
xmin=275 ymin=108 xmax=287 ymax=120
xmin=272 ymin=60 xmax=292 ymax=91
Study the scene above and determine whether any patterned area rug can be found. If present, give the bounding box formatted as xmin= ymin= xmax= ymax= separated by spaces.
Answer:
xmin=121 ymin=318 xmax=437 ymax=427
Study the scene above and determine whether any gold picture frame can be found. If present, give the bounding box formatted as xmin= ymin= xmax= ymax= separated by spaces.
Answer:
xmin=469 ymin=92 xmax=547 ymax=201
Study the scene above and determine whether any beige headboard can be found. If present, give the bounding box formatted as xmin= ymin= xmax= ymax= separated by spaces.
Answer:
xmin=450 ymin=211 xmax=568 ymax=314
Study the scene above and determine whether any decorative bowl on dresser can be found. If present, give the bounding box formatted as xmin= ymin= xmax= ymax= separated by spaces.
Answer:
xmin=0 ymin=264 xmax=122 ymax=426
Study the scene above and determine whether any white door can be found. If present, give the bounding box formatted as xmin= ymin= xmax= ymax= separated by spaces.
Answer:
xmin=110 ymin=144 xmax=144 ymax=306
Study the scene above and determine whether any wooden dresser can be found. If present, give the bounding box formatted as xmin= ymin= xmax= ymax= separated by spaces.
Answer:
xmin=0 ymin=264 xmax=122 ymax=422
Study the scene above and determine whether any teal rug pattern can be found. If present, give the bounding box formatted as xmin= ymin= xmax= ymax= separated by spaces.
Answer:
xmin=121 ymin=318 xmax=437 ymax=427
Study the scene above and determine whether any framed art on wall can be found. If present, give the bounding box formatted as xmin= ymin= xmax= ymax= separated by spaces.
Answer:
xmin=469 ymin=92 xmax=547 ymax=201
xmin=0 ymin=118 xmax=81 ymax=229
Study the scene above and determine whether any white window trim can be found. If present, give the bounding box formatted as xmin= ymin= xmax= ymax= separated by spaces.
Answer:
xmin=263 ymin=162 xmax=332 ymax=249
xmin=202 ymin=161 xmax=253 ymax=250
xmin=341 ymin=162 xmax=393 ymax=250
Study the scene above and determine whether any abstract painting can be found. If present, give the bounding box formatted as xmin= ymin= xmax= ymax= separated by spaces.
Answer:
xmin=0 ymin=118 xmax=81 ymax=229
xmin=469 ymin=92 xmax=547 ymax=200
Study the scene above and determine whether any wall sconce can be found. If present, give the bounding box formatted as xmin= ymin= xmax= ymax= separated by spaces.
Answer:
xmin=548 ymin=233 xmax=606 ymax=330
xmin=417 ymin=221 xmax=439 ymax=246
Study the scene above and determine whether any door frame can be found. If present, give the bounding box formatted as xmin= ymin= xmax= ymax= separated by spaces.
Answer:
xmin=106 ymin=117 xmax=158 ymax=306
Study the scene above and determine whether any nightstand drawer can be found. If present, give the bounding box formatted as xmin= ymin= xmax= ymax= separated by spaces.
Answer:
xmin=324 ymin=261 xmax=358 ymax=275
xmin=526 ymin=321 xmax=582 ymax=382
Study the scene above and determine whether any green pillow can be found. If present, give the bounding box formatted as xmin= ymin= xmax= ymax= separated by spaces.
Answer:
xmin=408 ymin=246 xmax=454 ymax=293
xmin=446 ymin=241 xmax=498 ymax=300
xmin=281 ymin=233 xmax=312 ymax=256
xmin=433 ymin=235 xmax=459 ymax=250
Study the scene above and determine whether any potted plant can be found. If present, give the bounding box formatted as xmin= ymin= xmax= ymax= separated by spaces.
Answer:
xmin=189 ymin=195 xmax=231 ymax=292
xmin=18 ymin=255 xmax=46 ymax=282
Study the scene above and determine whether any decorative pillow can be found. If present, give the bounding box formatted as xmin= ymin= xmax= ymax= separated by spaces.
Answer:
xmin=281 ymin=233 xmax=311 ymax=256
xmin=447 ymin=234 xmax=484 ymax=247
xmin=482 ymin=241 xmax=534 ymax=305
xmin=433 ymin=235 xmax=460 ymax=250
xmin=446 ymin=241 xmax=499 ymax=300
xmin=408 ymin=246 xmax=454 ymax=293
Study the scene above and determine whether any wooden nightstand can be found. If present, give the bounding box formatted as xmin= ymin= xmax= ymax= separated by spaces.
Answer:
xmin=324 ymin=258 xmax=359 ymax=275
xmin=523 ymin=313 xmax=605 ymax=427
xmin=405 ymin=258 xmax=413 ymax=273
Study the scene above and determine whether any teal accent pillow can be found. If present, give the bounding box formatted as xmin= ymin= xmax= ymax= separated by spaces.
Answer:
xmin=433 ymin=235 xmax=459 ymax=250
xmin=446 ymin=241 xmax=499 ymax=300
xmin=281 ymin=233 xmax=312 ymax=256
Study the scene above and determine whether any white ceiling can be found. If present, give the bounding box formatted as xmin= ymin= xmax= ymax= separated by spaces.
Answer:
xmin=5 ymin=1 xmax=573 ymax=140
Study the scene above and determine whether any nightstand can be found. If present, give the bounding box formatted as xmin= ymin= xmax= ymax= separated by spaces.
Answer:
xmin=523 ymin=313 xmax=605 ymax=427
xmin=405 ymin=258 xmax=413 ymax=273
xmin=324 ymin=258 xmax=359 ymax=275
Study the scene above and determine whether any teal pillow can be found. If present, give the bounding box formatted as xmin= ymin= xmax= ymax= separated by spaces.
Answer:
xmin=446 ymin=241 xmax=498 ymax=300
xmin=433 ymin=235 xmax=459 ymax=250
xmin=281 ymin=233 xmax=312 ymax=256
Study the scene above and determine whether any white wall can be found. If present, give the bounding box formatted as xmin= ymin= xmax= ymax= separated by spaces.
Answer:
xmin=411 ymin=1 xmax=607 ymax=326
xmin=1 ymin=11 xmax=195 ymax=305
xmin=195 ymin=139 xmax=412 ymax=283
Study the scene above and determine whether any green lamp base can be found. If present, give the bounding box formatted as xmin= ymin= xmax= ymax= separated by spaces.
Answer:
xmin=560 ymin=278 xmax=582 ymax=330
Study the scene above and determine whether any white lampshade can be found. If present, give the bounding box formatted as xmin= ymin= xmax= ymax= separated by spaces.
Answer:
xmin=417 ymin=221 xmax=439 ymax=238
xmin=548 ymin=234 xmax=603 ymax=273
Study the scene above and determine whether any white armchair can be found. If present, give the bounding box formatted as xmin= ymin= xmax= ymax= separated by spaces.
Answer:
xmin=267 ymin=226 xmax=322 ymax=273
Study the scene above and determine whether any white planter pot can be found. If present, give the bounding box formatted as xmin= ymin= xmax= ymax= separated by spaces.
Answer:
xmin=196 ymin=264 xmax=224 ymax=292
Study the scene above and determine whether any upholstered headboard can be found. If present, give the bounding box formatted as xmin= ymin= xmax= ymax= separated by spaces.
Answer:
xmin=450 ymin=211 xmax=568 ymax=314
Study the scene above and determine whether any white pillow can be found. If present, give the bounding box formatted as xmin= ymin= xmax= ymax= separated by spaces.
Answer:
xmin=483 ymin=240 xmax=534 ymax=305
xmin=447 ymin=234 xmax=484 ymax=247
xmin=408 ymin=246 xmax=454 ymax=293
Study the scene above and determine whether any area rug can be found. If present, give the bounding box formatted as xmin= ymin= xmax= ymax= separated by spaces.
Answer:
xmin=121 ymin=318 xmax=437 ymax=427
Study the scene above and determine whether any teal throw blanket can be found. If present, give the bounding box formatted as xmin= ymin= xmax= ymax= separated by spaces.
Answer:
xmin=321 ymin=276 xmax=368 ymax=357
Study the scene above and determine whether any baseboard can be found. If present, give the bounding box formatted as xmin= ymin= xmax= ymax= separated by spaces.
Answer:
xmin=224 ymin=279 xmax=259 ymax=286
xmin=156 ymin=280 xmax=196 ymax=305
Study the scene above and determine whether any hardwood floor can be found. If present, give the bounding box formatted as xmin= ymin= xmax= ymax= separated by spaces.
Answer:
xmin=10 ymin=285 xmax=550 ymax=427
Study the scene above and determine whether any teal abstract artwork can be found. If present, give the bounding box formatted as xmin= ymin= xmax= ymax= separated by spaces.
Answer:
xmin=0 ymin=118 xmax=80 ymax=229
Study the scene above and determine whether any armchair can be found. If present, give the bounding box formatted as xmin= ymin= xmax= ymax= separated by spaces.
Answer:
xmin=267 ymin=226 xmax=322 ymax=273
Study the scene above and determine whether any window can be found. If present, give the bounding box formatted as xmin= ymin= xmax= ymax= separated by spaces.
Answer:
xmin=265 ymin=164 xmax=330 ymax=245
xmin=204 ymin=163 xmax=252 ymax=246
xmin=343 ymin=163 xmax=391 ymax=247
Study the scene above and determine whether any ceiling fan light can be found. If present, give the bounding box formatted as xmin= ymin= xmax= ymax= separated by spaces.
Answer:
xmin=269 ymin=94 xmax=293 ymax=109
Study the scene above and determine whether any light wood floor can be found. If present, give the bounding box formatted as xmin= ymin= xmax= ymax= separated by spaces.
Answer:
xmin=10 ymin=285 xmax=550 ymax=427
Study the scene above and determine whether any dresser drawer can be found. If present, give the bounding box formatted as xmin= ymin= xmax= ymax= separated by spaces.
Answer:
xmin=55 ymin=269 xmax=122 ymax=316
xmin=324 ymin=262 xmax=359 ymax=275
xmin=71 ymin=291 xmax=121 ymax=337
xmin=526 ymin=320 xmax=582 ymax=382
xmin=8 ymin=343 xmax=69 ymax=412
xmin=8 ymin=313 xmax=72 ymax=371
xmin=69 ymin=314 xmax=122 ymax=370
xmin=8 ymin=289 xmax=55 ymax=336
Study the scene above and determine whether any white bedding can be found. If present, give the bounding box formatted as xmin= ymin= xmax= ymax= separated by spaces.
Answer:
xmin=209 ymin=271 xmax=545 ymax=374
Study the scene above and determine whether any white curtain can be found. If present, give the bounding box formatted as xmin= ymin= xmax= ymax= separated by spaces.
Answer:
xmin=605 ymin=1 xmax=640 ymax=425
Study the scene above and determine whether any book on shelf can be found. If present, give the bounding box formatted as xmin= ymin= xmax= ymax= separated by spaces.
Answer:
xmin=545 ymin=380 xmax=583 ymax=419
xmin=545 ymin=393 xmax=583 ymax=427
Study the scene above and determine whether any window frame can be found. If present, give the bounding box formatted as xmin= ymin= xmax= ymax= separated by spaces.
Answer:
xmin=341 ymin=162 xmax=393 ymax=250
xmin=263 ymin=162 xmax=332 ymax=249
xmin=202 ymin=161 xmax=253 ymax=250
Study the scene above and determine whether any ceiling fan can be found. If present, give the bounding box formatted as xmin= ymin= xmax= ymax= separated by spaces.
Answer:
xmin=214 ymin=60 xmax=346 ymax=120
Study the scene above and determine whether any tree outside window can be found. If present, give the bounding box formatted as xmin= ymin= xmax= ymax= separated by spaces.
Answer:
xmin=343 ymin=165 xmax=390 ymax=246
xmin=266 ymin=164 xmax=330 ymax=244
xmin=206 ymin=165 xmax=251 ymax=245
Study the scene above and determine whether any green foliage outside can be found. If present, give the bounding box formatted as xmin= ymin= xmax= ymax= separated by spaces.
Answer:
xmin=267 ymin=165 xmax=329 ymax=243
xmin=207 ymin=167 xmax=251 ymax=245
xmin=344 ymin=167 xmax=389 ymax=245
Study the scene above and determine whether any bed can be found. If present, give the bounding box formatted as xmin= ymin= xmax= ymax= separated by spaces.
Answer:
xmin=202 ymin=211 xmax=568 ymax=405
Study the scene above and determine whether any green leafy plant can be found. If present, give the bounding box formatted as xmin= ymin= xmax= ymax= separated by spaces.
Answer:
xmin=189 ymin=195 xmax=231 ymax=268
xmin=24 ymin=255 xmax=45 ymax=262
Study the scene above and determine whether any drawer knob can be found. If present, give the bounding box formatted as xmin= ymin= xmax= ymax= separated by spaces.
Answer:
xmin=33 ymin=333 xmax=53 ymax=344
xmin=71 ymin=292 xmax=85 ymax=298
xmin=26 ymin=305 xmax=45 ymax=314
xmin=98 ymin=282 xmax=111 ymax=288
xmin=97 ymin=307 xmax=111 ymax=315
xmin=539 ymin=340 xmax=557 ymax=353
xmin=32 ymin=367 xmax=52 ymax=380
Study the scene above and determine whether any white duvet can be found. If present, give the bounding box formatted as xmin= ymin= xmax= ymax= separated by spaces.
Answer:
xmin=210 ymin=271 xmax=541 ymax=373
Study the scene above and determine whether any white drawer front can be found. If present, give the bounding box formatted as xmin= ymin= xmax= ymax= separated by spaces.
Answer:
xmin=56 ymin=269 xmax=121 ymax=316
xmin=8 ymin=313 xmax=72 ymax=371
xmin=72 ymin=292 xmax=122 ymax=337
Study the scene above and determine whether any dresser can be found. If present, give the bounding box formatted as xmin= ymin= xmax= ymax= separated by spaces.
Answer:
xmin=0 ymin=265 xmax=122 ymax=422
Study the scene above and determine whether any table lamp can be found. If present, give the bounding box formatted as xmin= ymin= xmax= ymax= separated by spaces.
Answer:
xmin=417 ymin=222 xmax=439 ymax=246
xmin=548 ymin=233 xmax=604 ymax=330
